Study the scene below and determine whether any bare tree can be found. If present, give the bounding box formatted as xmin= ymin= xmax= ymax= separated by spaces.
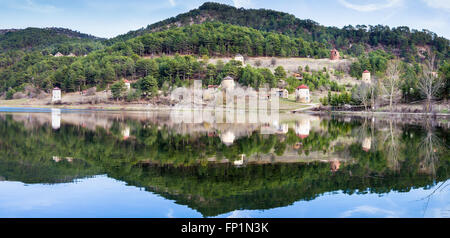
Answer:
xmin=418 ymin=117 xmax=444 ymax=176
xmin=352 ymin=82 xmax=371 ymax=111
xmin=418 ymin=52 xmax=444 ymax=113
xmin=370 ymin=76 xmax=381 ymax=111
xmin=383 ymin=119 xmax=401 ymax=171
xmin=381 ymin=60 xmax=402 ymax=112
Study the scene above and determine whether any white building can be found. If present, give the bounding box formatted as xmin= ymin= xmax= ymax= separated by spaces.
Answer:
xmin=278 ymin=89 xmax=289 ymax=99
xmin=295 ymin=85 xmax=310 ymax=103
xmin=52 ymin=87 xmax=61 ymax=103
xmin=362 ymin=70 xmax=371 ymax=83
xmin=234 ymin=54 xmax=244 ymax=65
xmin=124 ymin=79 xmax=131 ymax=90
xmin=54 ymin=52 xmax=64 ymax=57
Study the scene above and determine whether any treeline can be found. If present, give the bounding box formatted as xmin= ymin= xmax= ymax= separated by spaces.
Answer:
xmin=0 ymin=27 xmax=103 ymax=52
xmin=119 ymin=22 xmax=330 ymax=58
xmin=110 ymin=2 xmax=449 ymax=61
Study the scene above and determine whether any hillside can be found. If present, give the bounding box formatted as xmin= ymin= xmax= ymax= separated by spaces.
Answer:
xmin=109 ymin=2 xmax=449 ymax=61
xmin=0 ymin=2 xmax=448 ymax=107
xmin=0 ymin=27 xmax=104 ymax=54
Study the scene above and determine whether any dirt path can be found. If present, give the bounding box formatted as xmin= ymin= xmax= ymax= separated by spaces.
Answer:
xmin=291 ymin=103 xmax=320 ymax=113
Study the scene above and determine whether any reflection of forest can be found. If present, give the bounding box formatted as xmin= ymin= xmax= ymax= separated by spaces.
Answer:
xmin=0 ymin=112 xmax=448 ymax=217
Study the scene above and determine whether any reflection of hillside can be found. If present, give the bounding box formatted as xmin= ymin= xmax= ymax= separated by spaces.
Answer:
xmin=0 ymin=111 xmax=448 ymax=217
xmin=111 ymin=163 xmax=447 ymax=217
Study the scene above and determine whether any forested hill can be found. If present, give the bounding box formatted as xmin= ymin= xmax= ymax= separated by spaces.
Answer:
xmin=0 ymin=27 xmax=104 ymax=54
xmin=108 ymin=2 xmax=449 ymax=60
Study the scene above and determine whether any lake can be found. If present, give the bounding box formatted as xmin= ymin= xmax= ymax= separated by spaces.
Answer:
xmin=0 ymin=107 xmax=448 ymax=218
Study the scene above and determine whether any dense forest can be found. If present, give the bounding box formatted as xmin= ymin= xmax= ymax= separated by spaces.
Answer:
xmin=0 ymin=27 xmax=104 ymax=54
xmin=110 ymin=2 xmax=449 ymax=61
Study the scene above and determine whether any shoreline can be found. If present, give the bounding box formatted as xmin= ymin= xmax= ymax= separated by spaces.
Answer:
xmin=1 ymin=99 xmax=449 ymax=117
xmin=1 ymin=104 xmax=449 ymax=118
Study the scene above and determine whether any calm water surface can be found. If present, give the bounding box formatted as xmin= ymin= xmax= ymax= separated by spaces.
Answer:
xmin=0 ymin=108 xmax=448 ymax=218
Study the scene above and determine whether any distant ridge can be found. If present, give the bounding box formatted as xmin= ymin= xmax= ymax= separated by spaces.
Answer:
xmin=0 ymin=27 xmax=104 ymax=52
xmin=107 ymin=2 xmax=449 ymax=59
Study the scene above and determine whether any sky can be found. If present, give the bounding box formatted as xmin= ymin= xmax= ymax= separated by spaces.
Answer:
xmin=0 ymin=0 xmax=449 ymax=39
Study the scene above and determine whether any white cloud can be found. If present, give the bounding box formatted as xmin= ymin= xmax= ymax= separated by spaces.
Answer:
xmin=422 ymin=0 xmax=450 ymax=12
xmin=11 ymin=0 xmax=61 ymax=14
xmin=167 ymin=208 xmax=175 ymax=218
xmin=232 ymin=0 xmax=252 ymax=8
xmin=340 ymin=205 xmax=400 ymax=218
xmin=226 ymin=210 xmax=252 ymax=218
xmin=338 ymin=0 xmax=404 ymax=12
xmin=169 ymin=0 xmax=176 ymax=7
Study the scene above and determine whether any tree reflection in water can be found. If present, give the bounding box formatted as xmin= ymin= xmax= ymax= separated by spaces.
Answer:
xmin=0 ymin=111 xmax=448 ymax=217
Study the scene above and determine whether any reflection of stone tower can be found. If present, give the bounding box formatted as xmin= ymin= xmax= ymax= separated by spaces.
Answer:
xmin=221 ymin=130 xmax=235 ymax=146
xmin=330 ymin=160 xmax=341 ymax=172
xmin=51 ymin=108 xmax=61 ymax=130
xmin=362 ymin=137 xmax=371 ymax=152
xmin=295 ymin=119 xmax=311 ymax=139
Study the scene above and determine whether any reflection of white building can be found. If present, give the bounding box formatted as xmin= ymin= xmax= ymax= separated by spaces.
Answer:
xmin=221 ymin=76 xmax=236 ymax=90
xmin=271 ymin=121 xmax=288 ymax=134
xmin=295 ymin=85 xmax=310 ymax=103
xmin=233 ymin=154 xmax=245 ymax=167
xmin=295 ymin=119 xmax=310 ymax=139
xmin=51 ymin=108 xmax=61 ymax=130
xmin=362 ymin=137 xmax=371 ymax=152
xmin=122 ymin=126 xmax=130 ymax=140
xmin=277 ymin=124 xmax=289 ymax=134
xmin=52 ymin=156 xmax=73 ymax=163
xmin=203 ymin=85 xmax=219 ymax=101
xmin=52 ymin=87 xmax=61 ymax=103
xmin=221 ymin=130 xmax=235 ymax=146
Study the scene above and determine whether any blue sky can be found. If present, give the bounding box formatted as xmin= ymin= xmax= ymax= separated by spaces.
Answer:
xmin=0 ymin=0 xmax=449 ymax=39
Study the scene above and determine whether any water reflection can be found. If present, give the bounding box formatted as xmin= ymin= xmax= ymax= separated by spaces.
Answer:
xmin=0 ymin=108 xmax=448 ymax=217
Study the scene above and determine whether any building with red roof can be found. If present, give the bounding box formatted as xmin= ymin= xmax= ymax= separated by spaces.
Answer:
xmin=295 ymin=85 xmax=310 ymax=103
xmin=362 ymin=70 xmax=371 ymax=83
